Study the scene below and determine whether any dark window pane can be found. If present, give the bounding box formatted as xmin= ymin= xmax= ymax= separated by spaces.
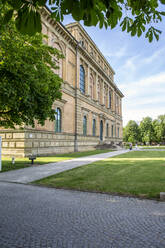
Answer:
xmin=80 ymin=65 xmax=85 ymax=94
xmin=55 ymin=108 xmax=61 ymax=133
xmin=109 ymin=91 xmax=111 ymax=108
xmin=83 ymin=116 xmax=87 ymax=136
xmin=106 ymin=123 xmax=109 ymax=137
xmin=111 ymin=125 xmax=113 ymax=137
xmin=92 ymin=119 xmax=96 ymax=136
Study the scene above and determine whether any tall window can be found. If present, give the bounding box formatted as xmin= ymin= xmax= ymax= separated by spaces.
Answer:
xmin=92 ymin=119 xmax=96 ymax=136
xmin=100 ymin=120 xmax=103 ymax=141
xmin=80 ymin=65 xmax=85 ymax=94
xmin=106 ymin=123 xmax=109 ymax=137
xmin=83 ymin=116 xmax=87 ymax=136
xmin=55 ymin=108 xmax=61 ymax=133
xmin=111 ymin=125 xmax=114 ymax=137
xmin=117 ymin=127 xmax=120 ymax=138
xmin=109 ymin=91 xmax=111 ymax=108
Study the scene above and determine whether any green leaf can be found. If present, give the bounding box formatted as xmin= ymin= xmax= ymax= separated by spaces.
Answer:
xmin=131 ymin=28 xmax=136 ymax=36
xmin=3 ymin=9 xmax=14 ymax=24
xmin=37 ymin=0 xmax=47 ymax=6
xmin=137 ymin=27 xmax=142 ymax=37
xmin=122 ymin=20 xmax=126 ymax=31
xmin=16 ymin=6 xmax=42 ymax=36
xmin=141 ymin=25 xmax=145 ymax=32
xmin=149 ymin=33 xmax=153 ymax=42
xmin=7 ymin=0 xmax=23 ymax=10
xmin=160 ymin=11 xmax=165 ymax=16
xmin=154 ymin=32 xmax=159 ymax=41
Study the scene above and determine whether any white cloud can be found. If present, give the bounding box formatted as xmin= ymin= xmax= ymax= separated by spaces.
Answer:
xmin=123 ymin=106 xmax=165 ymax=126
xmin=120 ymin=72 xmax=165 ymax=98
xmin=143 ymin=47 xmax=165 ymax=64
xmin=100 ymin=43 xmax=128 ymax=60
xmin=121 ymin=72 xmax=165 ymax=125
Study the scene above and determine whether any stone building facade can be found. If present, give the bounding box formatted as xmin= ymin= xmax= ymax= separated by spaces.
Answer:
xmin=0 ymin=7 xmax=124 ymax=157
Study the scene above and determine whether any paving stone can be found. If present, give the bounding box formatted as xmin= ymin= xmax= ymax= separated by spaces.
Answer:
xmin=0 ymin=182 xmax=165 ymax=248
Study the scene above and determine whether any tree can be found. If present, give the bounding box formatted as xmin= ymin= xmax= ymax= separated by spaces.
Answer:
xmin=153 ymin=115 xmax=165 ymax=144
xmin=2 ymin=0 xmax=165 ymax=42
xmin=123 ymin=120 xmax=140 ymax=144
xmin=0 ymin=4 xmax=63 ymax=128
xmin=139 ymin=117 xmax=155 ymax=144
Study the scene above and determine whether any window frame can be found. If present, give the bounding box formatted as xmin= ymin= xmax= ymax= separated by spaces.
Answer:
xmin=92 ymin=119 xmax=96 ymax=136
xmin=83 ymin=116 xmax=87 ymax=136
xmin=55 ymin=107 xmax=61 ymax=133
xmin=109 ymin=91 xmax=112 ymax=108
xmin=106 ymin=123 xmax=109 ymax=137
xmin=80 ymin=65 xmax=85 ymax=94
xmin=111 ymin=125 xmax=114 ymax=137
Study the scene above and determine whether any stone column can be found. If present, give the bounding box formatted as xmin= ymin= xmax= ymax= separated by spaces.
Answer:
xmin=63 ymin=46 xmax=68 ymax=82
xmin=113 ymin=92 xmax=116 ymax=113
xmin=100 ymin=79 xmax=103 ymax=105
xmin=95 ymin=74 xmax=98 ymax=101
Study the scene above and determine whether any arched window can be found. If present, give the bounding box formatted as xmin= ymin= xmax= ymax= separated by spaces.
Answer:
xmin=55 ymin=108 xmax=61 ymax=133
xmin=106 ymin=123 xmax=109 ymax=137
xmin=92 ymin=119 xmax=96 ymax=136
xmin=83 ymin=116 xmax=87 ymax=136
xmin=109 ymin=91 xmax=112 ymax=108
xmin=80 ymin=65 xmax=85 ymax=94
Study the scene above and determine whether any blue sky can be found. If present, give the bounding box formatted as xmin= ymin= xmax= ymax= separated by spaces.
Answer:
xmin=62 ymin=14 xmax=165 ymax=126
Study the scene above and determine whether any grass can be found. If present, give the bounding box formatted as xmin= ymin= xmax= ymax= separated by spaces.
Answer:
xmin=140 ymin=146 xmax=165 ymax=149
xmin=34 ymin=151 xmax=165 ymax=199
xmin=1 ymin=149 xmax=113 ymax=172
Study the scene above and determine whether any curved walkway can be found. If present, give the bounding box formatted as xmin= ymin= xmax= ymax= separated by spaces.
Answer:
xmin=0 ymin=149 xmax=129 ymax=183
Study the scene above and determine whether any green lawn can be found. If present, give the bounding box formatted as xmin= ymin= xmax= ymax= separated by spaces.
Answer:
xmin=1 ymin=149 xmax=113 ymax=172
xmin=35 ymin=151 xmax=165 ymax=199
xmin=140 ymin=146 xmax=165 ymax=149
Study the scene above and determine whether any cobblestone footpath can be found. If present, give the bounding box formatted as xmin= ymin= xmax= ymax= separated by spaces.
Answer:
xmin=0 ymin=150 xmax=128 ymax=183
xmin=0 ymin=182 xmax=165 ymax=248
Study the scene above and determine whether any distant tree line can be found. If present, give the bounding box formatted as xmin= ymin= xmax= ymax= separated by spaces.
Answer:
xmin=123 ymin=115 xmax=165 ymax=145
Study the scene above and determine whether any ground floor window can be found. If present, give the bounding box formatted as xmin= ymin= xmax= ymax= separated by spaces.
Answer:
xmin=55 ymin=108 xmax=61 ymax=133
xmin=111 ymin=125 xmax=114 ymax=137
xmin=106 ymin=123 xmax=109 ymax=137
xmin=83 ymin=116 xmax=87 ymax=136
xmin=92 ymin=119 xmax=96 ymax=136
xmin=117 ymin=127 xmax=120 ymax=138
xmin=100 ymin=120 xmax=103 ymax=141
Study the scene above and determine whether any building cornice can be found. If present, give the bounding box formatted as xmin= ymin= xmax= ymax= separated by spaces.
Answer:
xmin=65 ymin=22 xmax=115 ymax=75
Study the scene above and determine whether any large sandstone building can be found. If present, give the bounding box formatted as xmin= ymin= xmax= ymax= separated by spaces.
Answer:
xmin=0 ymin=7 xmax=124 ymax=157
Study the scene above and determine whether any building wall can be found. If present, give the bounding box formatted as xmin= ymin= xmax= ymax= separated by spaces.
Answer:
xmin=0 ymin=8 xmax=123 ymax=157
